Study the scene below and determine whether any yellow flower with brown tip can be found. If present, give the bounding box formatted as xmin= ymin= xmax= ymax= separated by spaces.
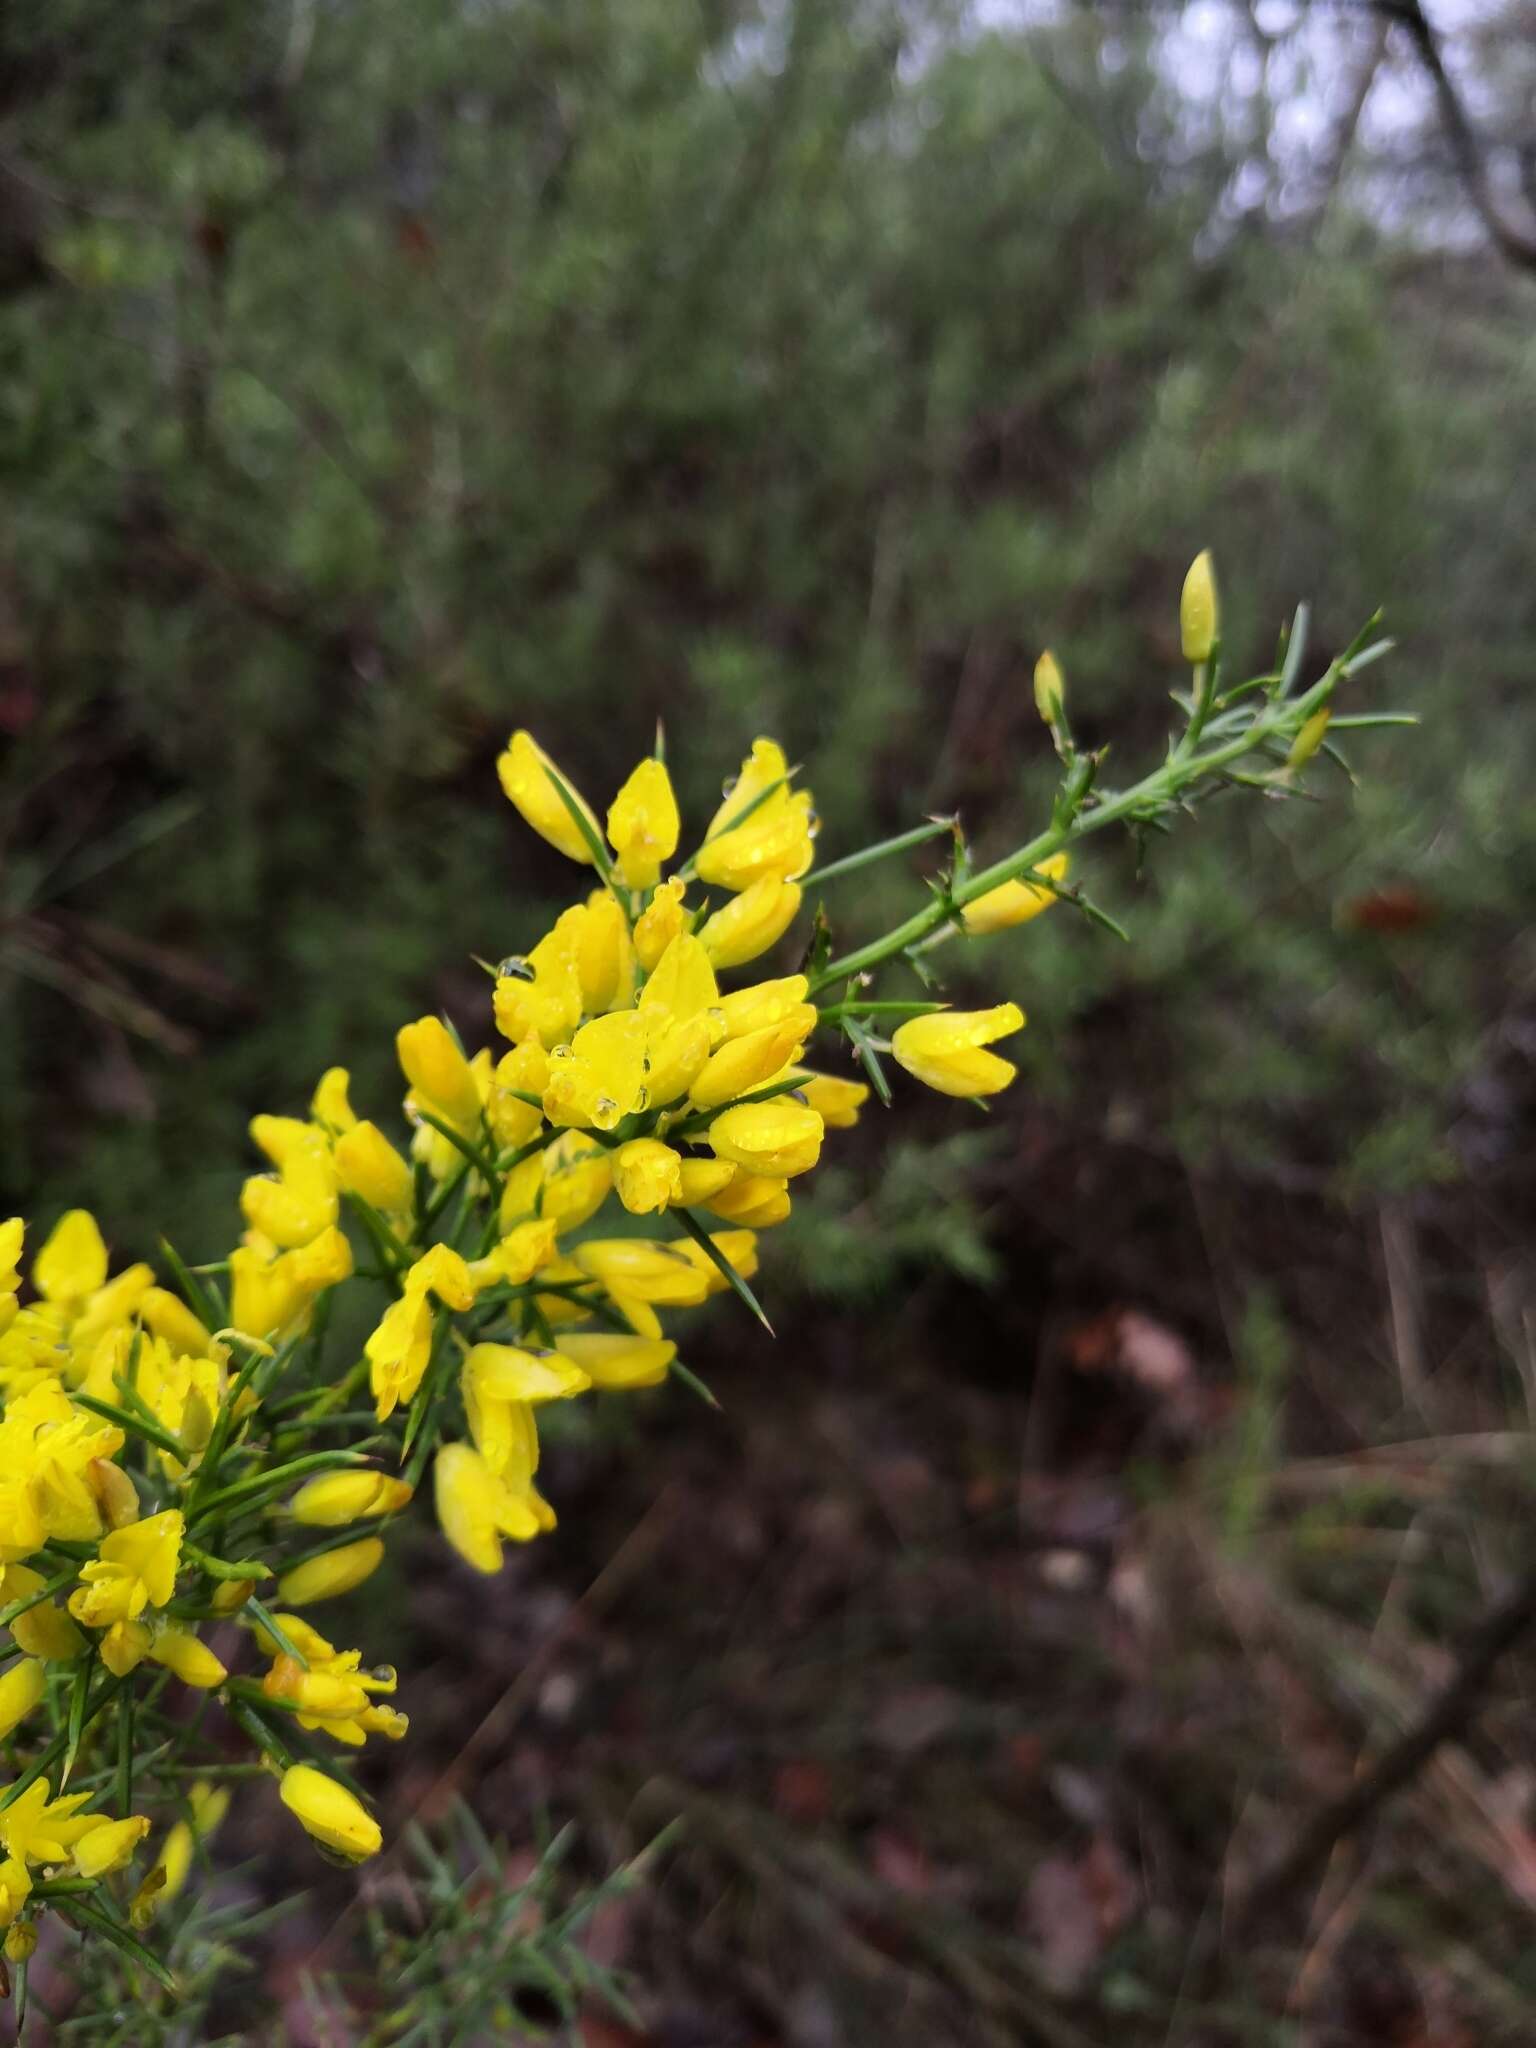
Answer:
xmin=68 ymin=1508 xmax=183 ymax=1628
xmin=279 ymin=1762 xmax=383 ymax=1861
xmin=497 ymin=730 xmax=600 ymax=865
xmin=960 ymin=851 xmax=1069 ymax=934
xmin=697 ymin=874 xmax=802 ymax=970
xmin=607 ymin=757 xmax=680 ymax=890
xmin=891 ymin=1003 xmax=1024 ymax=1098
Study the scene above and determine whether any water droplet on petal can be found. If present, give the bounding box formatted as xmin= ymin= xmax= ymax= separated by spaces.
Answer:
xmin=499 ymin=955 xmax=535 ymax=982
xmin=721 ymin=774 xmax=739 ymax=798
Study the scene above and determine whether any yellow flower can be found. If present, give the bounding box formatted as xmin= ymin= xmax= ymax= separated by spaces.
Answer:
xmin=99 ymin=1619 xmax=153 ymax=1676
xmin=487 ymin=1040 xmax=551 ymax=1149
xmin=397 ymin=1016 xmax=483 ymax=1135
xmin=139 ymin=1286 xmax=213 ymax=1358
xmin=239 ymin=1138 xmax=342 ymax=1245
xmin=279 ymin=1762 xmax=382 ymax=1861
xmin=0 ymin=1564 xmax=86 ymax=1660
xmin=554 ymin=1333 xmax=676 ymax=1389
xmin=607 ymin=758 xmax=680 ymax=889
xmin=530 ymin=1133 xmax=612 ymax=1234
xmin=73 ymin=1815 xmax=150 ymax=1880
xmin=334 ymin=1121 xmax=414 ymax=1218
xmin=614 ymin=1139 xmax=683 ymax=1215
xmin=471 ymin=1218 xmax=560 ymax=1290
xmin=790 ymin=1072 xmax=870 ymax=1129
xmin=674 ymin=1230 xmax=759 ymax=1294
xmin=365 ymin=1245 xmax=475 ymax=1421
xmin=4 ymin=1920 xmax=36 ymax=1961
xmin=32 ymin=1209 xmax=107 ymax=1311
xmin=716 ymin=974 xmax=811 ymax=1039
xmin=571 ymin=1238 xmax=712 ymax=1338
xmin=687 ymin=1012 xmax=813 ymax=1111
xmin=695 ymin=787 xmax=815 ymax=893
xmin=493 ymin=928 xmax=584 ymax=1049
xmin=496 ymin=730 xmax=600 ymax=865
xmin=0 ymin=1659 xmax=44 ymax=1741
xmin=1180 ymin=549 xmax=1218 ymax=663
xmin=260 ymin=1616 xmax=406 ymax=1746
xmin=542 ymin=1011 xmax=647 ymax=1131
xmin=289 ymin=1471 xmax=414 ymax=1526
xmin=0 ymin=1219 xmax=22 ymax=1338
xmin=705 ymin=1173 xmax=792 ymax=1228
xmin=702 ymin=739 xmax=792 ymax=841
xmin=638 ymin=931 xmax=719 ymax=1022
xmin=435 ymin=1440 xmax=554 ymax=1573
xmin=676 ymin=1159 xmax=736 ymax=1205
xmin=1033 ymin=650 xmax=1065 ymax=726
xmin=697 ymin=874 xmax=802 ymax=970
xmin=0 ymin=1859 xmax=29 ymax=1929
xmin=250 ymin=1114 xmax=313 ymax=1169
xmin=310 ymin=1065 xmax=358 ymax=1134
xmin=68 ymin=1508 xmax=183 ymax=1628
xmin=633 ymin=878 xmax=688 ymax=970
xmin=1287 ymin=705 xmax=1331 ymax=770
xmin=0 ymin=1779 xmax=101 ymax=1871
xmin=148 ymin=1626 xmax=227 ymax=1689
xmin=560 ymin=894 xmax=635 ymax=1013
xmin=229 ymin=1228 xmax=353 ymax=1341
xmin=891 ymin=1003 xmax=1025 ymax=1098
xmin=707 ymin=1100 xmax=824 ymax=1179
xmin=960 ymin=852 xmax=1069 ymax=934
xmin=463 ymin=1346 xmax=588 ymax=1476
xmin=277 ymin=1537 xmax=385 ymax=1606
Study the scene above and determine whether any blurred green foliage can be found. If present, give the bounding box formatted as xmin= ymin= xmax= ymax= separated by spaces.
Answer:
xmin=2 ymin=1 xmax=1531 ymax=1261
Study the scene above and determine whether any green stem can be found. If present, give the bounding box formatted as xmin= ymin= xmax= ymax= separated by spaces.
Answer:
xmin=808 ymin=671 xmax=1333 ymax=994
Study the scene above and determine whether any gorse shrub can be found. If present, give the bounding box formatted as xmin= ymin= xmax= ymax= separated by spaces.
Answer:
xmin=0 ymin=557 xmax=1403 ymax=2017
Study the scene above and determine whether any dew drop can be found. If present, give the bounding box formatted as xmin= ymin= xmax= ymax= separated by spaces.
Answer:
xmin=634 ymin=1086 xmax=651 ymax=1112
xmin=720 ymin=774 xmax=739 ymax=798
xmin=498 ymin=955 xmax=535 ymax=982
xmin=550 ymin=1043 xmax=574 ymax=1061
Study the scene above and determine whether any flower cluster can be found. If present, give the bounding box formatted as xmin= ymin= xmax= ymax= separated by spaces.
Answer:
xmin=0 ymin=557 xmax=1402 ymax=1987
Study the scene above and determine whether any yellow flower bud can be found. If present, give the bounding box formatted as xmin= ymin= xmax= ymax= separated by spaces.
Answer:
xmin=606 ymin=758 xmax=680 ymax=890
xmin=704 ymin=1173 xmax=791 ymax=1227
xmin=73 ymin=1815 xmax=150 ymax=1881
xmin=675 ymin=1158 xmax=736 ymax=1206
xmin=535 ymin=1133 xmax=613 ymax=1234
xmin=553 ymin=1333 xmax=676 ymax=1389
xmin=706 ymin=1100 xmax=824 ymax=1179
xmin=397 ymin=1017 xmax=483 ymax=1133
xmin=487 ymin=1041 xmax=550 ymax=1150
xmin=559 ymin=895 xmax=634 ymax=1014
xmin=496 ymin=730 xmax=600 ymax=866
xmin=148 ymin=1627 xmax=227 ymax=1689
xmin=288 ymin=1471 xmax=414 ymax=1529
xmin=614 ymin=1139 xmax=683 ymax=1215
xmin=716 ymin=974 xmax=811 ymax=1040
xmin=703 ymin=739 xmax=791 ymax=841
xmin=695 ymin=788 xmax=815 ymax=893
xmin=209 ymin=1577 xmax=254 ymax=1616
xmin=279 ymin=1763 xmax=382 ymax=1863
xmin=87 ymin=1456 xmax=141 ymax=1532
xmin=674 ymin=1230 xmax=759 ymax=1295
xmin=891 ymin=1004 xmax=1024 ymax=1098
xmin=1180 ymin=550 xmax=1218 ymax=664
xmin=435 ymin=1441 xmax=553 ymax=1572
xmin=633 ymin=878 xmax=688 ymax=971
xmin=687 ymin=1012 xmax=814 ymax=1111
xmin=0 ymin=1658 xmax=44 ymax=1741
xmin=100 ymin=1619 xmax=153 ymax=1676
xmin=960 ymin=851 xmax=1070 ymax=935
xmin=697 ymin=875 xmax=802 ymax=970
xmin=1286 ymin=706 xmax=1331 ymax=771
xmin=1033 ymin=650 xmax=1065 ymax=726
xmin=334 ymin=1121 xmax=414 ymax=1217
xmin=4 ymin=1920 xmax=37 ymax=1963
xmin=277 ymin=1537 xmax=384 ymax=1607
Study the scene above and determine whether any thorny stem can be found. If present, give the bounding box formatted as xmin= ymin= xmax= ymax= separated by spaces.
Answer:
xmin=807 ymin=660 xmax=1340 ymax=995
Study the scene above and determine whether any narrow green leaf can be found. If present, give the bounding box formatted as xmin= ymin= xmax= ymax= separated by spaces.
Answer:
xmin=673 ymin=1209 xmax=773 ymax=1336
xmin=668 ymin=1357 xmax=721 ymax=1409
xmin=62 ymin=1657 xmax=93 ymax=1785
xmin=810 ymin=817 xmax=954 ymax=885
xmin=158 ymin=1236 xmax=220 ymax=1332
xmin=1279 ymin=601 xmax=1310 ymax=695
xmin=61 ymin=1898 xmax=178 ymax=1995
xmin=188 ymin=1449 xmax=371 ymax=1526
xmin=541 ymin=762 xmax=615 ymax=883
xmin=244 ymin=1596 xmax=309 ymax=1671
xmin=841 ymin=1016 xmax=892 ymax=1107
xmin=74 ymin=1391 xmax=186 ymax=1464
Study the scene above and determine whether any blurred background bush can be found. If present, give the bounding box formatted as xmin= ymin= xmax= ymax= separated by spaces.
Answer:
xmin=7 ymin=3 xmax=1536 ymax=2042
